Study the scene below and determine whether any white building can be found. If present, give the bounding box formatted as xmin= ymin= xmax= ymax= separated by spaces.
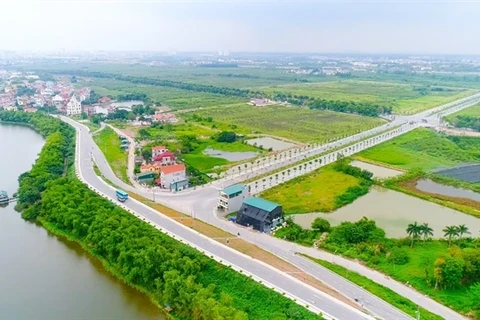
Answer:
xmin=159 ymin=164 xmax=186 ymax=190
xmin=218 ymin=184 xmax=249 ymax=214
xmin=66 ymin=94 xmax=82 ymax=116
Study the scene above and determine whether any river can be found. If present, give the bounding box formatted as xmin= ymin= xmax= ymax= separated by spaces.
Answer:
xmin=0 ymin=123 xmax=163 ymax=319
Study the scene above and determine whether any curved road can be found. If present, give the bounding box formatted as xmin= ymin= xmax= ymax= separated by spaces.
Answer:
xmin=61 ymin=91 xmax=480 ymax=320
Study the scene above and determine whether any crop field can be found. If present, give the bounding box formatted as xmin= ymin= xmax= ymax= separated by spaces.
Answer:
xmin=261 ymin=167 xmax=361 ymax=214
xmin=189 ymin=104 xmax=385 ymax=143
xmin=262 ymin=80 xmax=474 ymax=114
xmin=357 ymin=128 xmax=480 ymax=171
xmin=77 ymin=78 xmax=245 ymax=110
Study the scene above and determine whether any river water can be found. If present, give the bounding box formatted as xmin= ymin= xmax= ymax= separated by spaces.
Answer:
xmin=0 ymin=123 xmax=163 ymax=319
xmin=293 ymin=161 xmax=480 ymax=238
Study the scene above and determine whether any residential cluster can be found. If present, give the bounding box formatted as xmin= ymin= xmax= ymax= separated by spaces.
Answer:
xmin=0 ymin=71 xmax=91 ymax=115
xmin=136 ymin=145 xmax=188 ymax=191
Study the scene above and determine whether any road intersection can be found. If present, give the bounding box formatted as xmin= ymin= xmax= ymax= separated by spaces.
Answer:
xmin=61 ymin=93 xmax=480 ymax=320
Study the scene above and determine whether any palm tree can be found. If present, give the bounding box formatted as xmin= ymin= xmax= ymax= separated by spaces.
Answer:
xmin=420 ymin=223 xmax=434 ymax=242
xmin=406 ymin=222 xmax=422 ymax=248
xmin=443 ymin=225 xmax=459 ymax=246
xmin=457 ymin=224 xmax=470 ymax=239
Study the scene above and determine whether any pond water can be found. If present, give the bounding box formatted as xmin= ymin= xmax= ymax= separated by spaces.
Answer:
xmin=416 ymin=179 xmax=480 ymax=202
xmin=292 ymin=185 xmax=480 ymax=239
xmin=0 ymin=123 xmax=163 ymax=320
xmin=350 ymin=160 xmax=403 ymax=179
xmin=245 ymin=137 xmax=296 ymax=151
xmin=204 ymin=148 xmax=258 ymax=161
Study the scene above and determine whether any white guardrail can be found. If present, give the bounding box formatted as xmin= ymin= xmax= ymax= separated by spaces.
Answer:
xmin=72 ymin=127 xmax=364 ymax=320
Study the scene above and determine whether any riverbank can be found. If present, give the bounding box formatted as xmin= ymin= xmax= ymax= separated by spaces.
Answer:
xmin=4 ymin=110 xmax=321 ymax=320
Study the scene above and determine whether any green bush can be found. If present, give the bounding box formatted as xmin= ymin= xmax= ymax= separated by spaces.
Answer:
xmin=388 ymin=247 xmax=410 ymax=265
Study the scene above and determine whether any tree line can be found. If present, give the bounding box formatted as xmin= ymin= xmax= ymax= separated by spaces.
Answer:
xmin=269 ymin=92 xmax=393 ymax=117
xmin=5 ymin=110 xmax=318 ymax=320
xmin=45 ymin=70 xmax=256 ymax=98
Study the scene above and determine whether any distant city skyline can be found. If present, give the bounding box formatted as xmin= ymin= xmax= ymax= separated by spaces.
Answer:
xmin=1 ymin=1 xmax=480 ymax=54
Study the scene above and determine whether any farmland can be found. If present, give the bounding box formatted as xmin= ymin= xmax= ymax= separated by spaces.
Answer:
xmin=189 ymin=104 xmax=385 ymax=143
xmin=444 ymin=103 xmax=480 ymax=131
xmin=76 ymin=78 xmax=245 ymax=110
xmin=357 ymin=128 xmax=480 ymax=171
xmin=260 ymin=166 xmax=362 ymax=214
xmin=262 ymin=80 xmax=474 ymax=114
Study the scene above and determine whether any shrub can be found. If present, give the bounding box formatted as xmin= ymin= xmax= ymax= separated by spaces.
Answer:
xmin=388 ymin=247 xmax=410 ymax=265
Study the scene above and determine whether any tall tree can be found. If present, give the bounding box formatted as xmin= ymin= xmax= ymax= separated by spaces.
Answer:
xmin=457 ymin=224 xmax=471 ymax=239
xmin=420 ymin=223 xmax=434 ymax=242
xmin=406 ymin=222 xmax=422 ymax=248
xmin=443 ymin=226 xmax=459 ymax=246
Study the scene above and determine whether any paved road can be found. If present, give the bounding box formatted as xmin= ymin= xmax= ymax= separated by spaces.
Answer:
xmin=67 ymin=118 xmax=374 ymax=320
xmin=62 ymin=92 xmax=480 ymax=320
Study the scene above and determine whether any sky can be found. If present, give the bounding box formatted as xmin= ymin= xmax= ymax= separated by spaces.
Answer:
xmin=1 ymin=0 xmax=480 ymax=54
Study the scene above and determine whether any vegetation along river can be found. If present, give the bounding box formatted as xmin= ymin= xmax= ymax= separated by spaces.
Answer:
xmin=293 ymin=161 xmax=480 ymax=238
xmin=0 ymin=123 xmax=163 ymax=319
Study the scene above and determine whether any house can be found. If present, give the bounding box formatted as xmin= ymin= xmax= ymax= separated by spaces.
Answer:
xmin=236 ymin=197 xmax=283 ymax=233
xmin=218 ymin=184 xmax=248 ymax=214
xmin=134 ymin=155 xmax=144 ymax=166
xmin=23 ymin=107 xmax=37 ymax=113
xmin=152 ymin=112 xmax=178 ymax=123
xmin=248 ymin=98 xmax=270 ymax=107
xmin=140 ymin=163 xmax=161 ymax=174
xmin=136 ymin=172 xmax=155 ymax=184
xmin=3 ymin=106 xmax=17 ymax=111
xmin=152 ymin=146 xmax=168 ymax=158
xmin=98 ymin=96 xmax=112 ymax=104
xmin=159 ymin=164 xmax=186 ymax=190
xmin=52 ymin=94 xmax=64 ymax=109
xmin=66 ymin=94 xmax=82 ymax=116
xmin=153 ymin=151 xmax=176 ymax=166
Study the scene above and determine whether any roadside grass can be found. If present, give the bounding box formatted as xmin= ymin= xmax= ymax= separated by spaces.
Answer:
xmin=93 ymin=127 xmax=129 ymax=183
xmin=190 ymin=104 xmax=385 ymax=143
xmin=262 ymin=80 xmax=473 ymax=114
xmin=260 ymin=166 xmax=361 ymax=214
xmin=301 ymin=255 xmax=443 ymax=320
xmin=444 ymin=103 xmax=480 ymax=131
xmin=357 ymin=128 xmax=480 ymax=171
xmin=125 ymin=192 xmax=357 ymax=308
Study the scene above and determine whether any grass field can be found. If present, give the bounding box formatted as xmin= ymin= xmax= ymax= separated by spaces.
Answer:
xmin=444 ymin=103 xmax=480 ymax=130
xmin=262 ymin=80 xmax=474 ymax=114
xmin=136 ymin=122 xmax=262 ymax=172
xmin=190 ymin=104 xmax=385 ymax=143
xmin=77 ymin=78 xmax=245 ymax=110
xmin=93 ymin=127 xmax=129 ymax=183
xmin=303 ymin=255 xmax=443 ymax=320
xmin=260 ymin=166 xmax=361 ymax=214
xmin=357 ymin=128 xmax=480 ymax=171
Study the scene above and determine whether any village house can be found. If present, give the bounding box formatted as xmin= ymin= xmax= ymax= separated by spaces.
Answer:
xmin=236 ymin=197 xmax=283 ymax=233
xmin=152 ymin=112 xmax=178 ymax=123
xmin=153 ymin=151 xmax=176 ymax=166
xmin=218 ymin=184 xmax=249 ymax=214
xmin=248 ymin=98 xmax=271 ymax=107
xmin=3 ymin=106 xmax=18 ymax=111
xmin=140 ymin=163 xmax=162 ymax=174
xmin=66 ymin=94 xmax=82 ymax=116
xmin=23 ymin=107 xmax=38 ymax=113
xmin=159 ymin=164 xmax=187 ymax=190
xmin=98 ymin=96 xmax=112 ymax=104
xmin=152 ymin=145 xmax=168 ymax=158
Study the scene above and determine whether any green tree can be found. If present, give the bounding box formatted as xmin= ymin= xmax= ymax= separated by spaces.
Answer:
xmin=311 ymin=218 xmax=331 ymax=233
xmin=434 ymin=255 xmax=464 ymax=289
xmin=443 ymin=225 xmax=459 ymax=246
xmin=406 ymin=222 xmax=422 ymax=248
xmin=420 ymin=223 xmax=434 ymax=242
xmin=457 ymin=224 xmax=470 ymax=239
